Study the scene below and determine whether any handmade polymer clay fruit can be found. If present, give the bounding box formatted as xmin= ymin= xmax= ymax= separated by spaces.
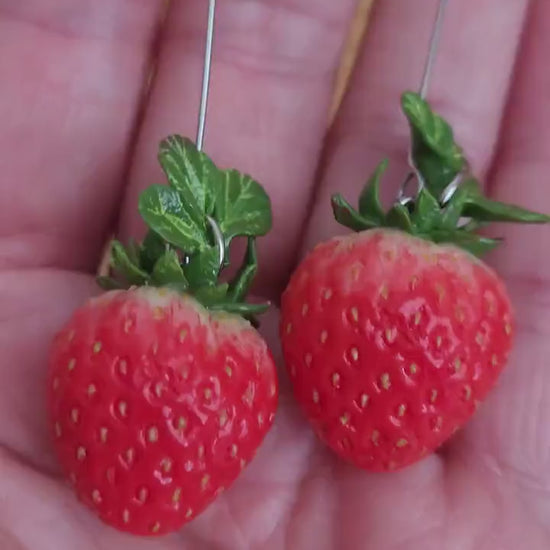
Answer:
xmin=48 ymin=136 xmax=278 ymax=536
xmin=280 ymin=92 xmax=550 ymax=472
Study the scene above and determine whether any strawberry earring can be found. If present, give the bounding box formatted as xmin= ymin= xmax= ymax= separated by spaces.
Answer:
xmin=47 ymin=0 xmax=278 ymax=537
xmin=280 ymin=0 xmax=550 ymax=472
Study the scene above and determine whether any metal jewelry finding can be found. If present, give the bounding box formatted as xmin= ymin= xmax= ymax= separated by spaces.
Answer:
xmin=196 ymin=0 xmax=225 ymax=270
xmin=196 ymin=0 xmax=217 ymax=153
xmin=397 ymin=173 xmax=417 ymax=207
xmin=396 ymin=0 xmax=453 ymax=206
xmin=439 ymin=171 xmax=463 ymax=205
xmin=206 ymin=214 xmax=225 ymax=268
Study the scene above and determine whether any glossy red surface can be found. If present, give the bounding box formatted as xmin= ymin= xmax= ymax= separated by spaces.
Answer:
xmin=280 ymin=229 xmax=513 ymax=471
xmin=48 ymin=287 xmax=278 ymax=536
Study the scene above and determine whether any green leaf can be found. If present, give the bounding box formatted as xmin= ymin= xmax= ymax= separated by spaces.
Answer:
xmin=385 ymin=203 xmax=414 ymax=232
xmin=140 ymin=230 xmax=167 ymax=271
xmin=158 ymin=135 xmax=218 ymax=224
xmin=151 ymin=249 xmax=188 ymax=287
xmin=402 ymin=92 xmax=460 ymax=158
xmin=138 ymin=185 xmax=209 ymax=253
xmin=331 ymin=194 xmax=377 ymax=232
xmin=110 ymin=240 xmax=149 ymax=285
xmin=427 ymin=230 xmax=501 ymax=257
xmin=460 ymin=219 xmax=488 ymax=232
xmin=463 ymin=195 xmax=550 ymax=224
xmin=213 ymin=169 xmax=272 ymax=244
xmin=412 ymin=187 xmax=442 ymax=231
xmin=194 ymin=284 xmax=229 ymax=306
xmin=441 ymin=177 xmax=481 ymax=228
xmin=126 ymin=238 xmax=142 ymax=266
xmin=184 ymin=246 xmax=221 ymax=289
xmin=358 ymin=159 xmax=387 ymax=222
xmin=208 ymin=301 xmax=270 ymax=316
xmin=229 ymin=238 xmax=258 ymax=302
xmin=401 ymin=91 xmax=464 ymax=196
xmin=415 ymin=155 xmax=461 ymax=197
xmin=96 ymin=276 xmax=124 ymax=290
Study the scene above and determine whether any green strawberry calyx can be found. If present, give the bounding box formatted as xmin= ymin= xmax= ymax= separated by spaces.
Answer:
xmin=97 ymin=136 xmax=272 ymax=323
xmin=331 ymin=92 xmax=550 ymax=257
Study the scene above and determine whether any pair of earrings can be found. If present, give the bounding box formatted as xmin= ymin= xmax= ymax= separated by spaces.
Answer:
xmin=46 ymin=0 xmax=549 ymax=538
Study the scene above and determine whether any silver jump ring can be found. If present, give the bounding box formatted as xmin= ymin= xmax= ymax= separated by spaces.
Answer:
xmin=439 ymin=172 xmax=463 ymax=205
xmin=206 ymin=215 xmax=225 ymax=269
xmin=397 ymin=172 xmax=419 ymax=206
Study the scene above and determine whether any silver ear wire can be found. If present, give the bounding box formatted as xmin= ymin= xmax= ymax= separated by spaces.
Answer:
xmin=195 ymin=0 xmax=225 ymax=270
xmin=396 ymin=0 xmax=450 ymax=205
xmin=418 ymin=0 xmax=449 ymax=101
xmin=196 ymin=0 xmax=217 ymax=153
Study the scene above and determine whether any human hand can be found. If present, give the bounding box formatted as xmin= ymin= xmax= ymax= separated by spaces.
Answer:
xmin=1 ymin=1 xmax=549 ymax=549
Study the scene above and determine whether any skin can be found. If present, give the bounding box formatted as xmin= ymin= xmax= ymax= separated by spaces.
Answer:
xmin=0 ymin=0 xmax=549 ymax=548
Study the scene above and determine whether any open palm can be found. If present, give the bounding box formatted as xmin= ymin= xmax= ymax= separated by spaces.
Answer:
xmin=1 ymin=0 xmax=550 ymax=548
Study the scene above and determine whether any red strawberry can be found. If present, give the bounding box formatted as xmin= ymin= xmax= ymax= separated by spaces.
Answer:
xmin=47 ymin=135 xmax=277 ymax=534
xmin=281 ymin=228 xmax=512 ymax=471
xmin=49 ymin=287 xmax=277 ymax=536
xmin=279 ymin=92 xmax=550 ymax=472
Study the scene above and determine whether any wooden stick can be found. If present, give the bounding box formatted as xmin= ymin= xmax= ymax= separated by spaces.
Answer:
xmin=329 ymin=0 xmax=376 ymax=125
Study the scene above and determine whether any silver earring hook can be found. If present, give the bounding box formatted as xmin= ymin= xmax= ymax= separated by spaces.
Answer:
xmin=398 ymin=0 xmax=451 ymax=206
xmin=418 ymin=0 xmax=449 ymax=100
xmin=396 ymin=173 xmax=416 ymax=207
xmin=196 ymin=0 xmax=216 ymax=153
xmin=195 ymin=0 xmax=225 ymax=269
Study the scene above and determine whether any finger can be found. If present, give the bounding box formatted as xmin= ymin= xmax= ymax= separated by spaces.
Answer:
xmin=0 ymin=271 xmax=97 ymax=473
xmin=0 ymin=0 xmax=164 ymax=271
xmin=460 ymin=0 xmax=550 ymax=497
xmin=303 ymin=0 xmax=529 ymax=250
xmin=118 ymin=0 xmax=359 ymax=296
